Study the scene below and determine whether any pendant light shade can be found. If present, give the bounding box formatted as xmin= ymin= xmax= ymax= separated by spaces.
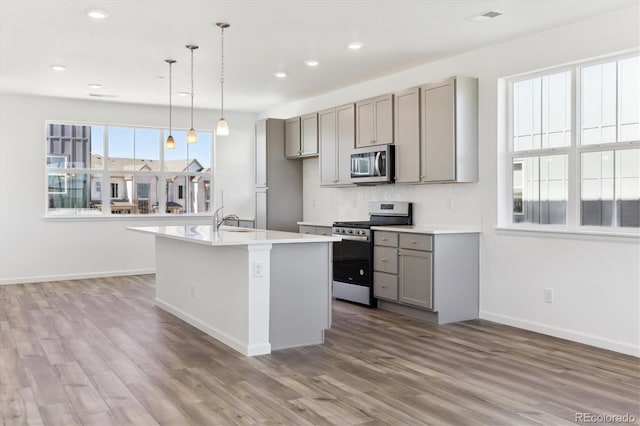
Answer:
xmin=216 ymin=22 xmax=230 ymax=136
xmin=216 ymin=118 xmax=229 ymax=136
xmin=166 ymin=135 xmax=176 ymax=149
xmin=165 ymin=59 xmax=176 ymax=149
xmin=187 ymin=128 xmax=198 ymax=143
xmin=186 ymin=44 xmax=199 ymax=144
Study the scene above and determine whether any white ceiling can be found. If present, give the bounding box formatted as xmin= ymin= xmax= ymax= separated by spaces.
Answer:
xmin=0 ymin=0 xmax=636 ymax=113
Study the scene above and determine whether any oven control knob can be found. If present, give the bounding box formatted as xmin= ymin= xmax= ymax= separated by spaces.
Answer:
xmin=347 ymin=229 xmax=353 ymax=234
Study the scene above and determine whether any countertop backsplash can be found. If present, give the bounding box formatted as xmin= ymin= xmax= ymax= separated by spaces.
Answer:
xmin=302 ymin=158 xmax=482 ymax=229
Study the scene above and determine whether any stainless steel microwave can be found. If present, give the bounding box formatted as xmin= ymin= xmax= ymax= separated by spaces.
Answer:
xmin=350 ymin=144 xmax=395 ymax=184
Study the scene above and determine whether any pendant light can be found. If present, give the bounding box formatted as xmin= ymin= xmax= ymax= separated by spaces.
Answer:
xmin=165 ymin=59 xmax=177 ymax=149
xmin=186 ymin=44 xmax=199 ymax=144
xmin=216 ymin=22 xmax=230 ymax=136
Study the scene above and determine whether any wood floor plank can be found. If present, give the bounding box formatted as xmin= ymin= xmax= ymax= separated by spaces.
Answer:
xmin=0 ymin=275 xmax=637 ymax=425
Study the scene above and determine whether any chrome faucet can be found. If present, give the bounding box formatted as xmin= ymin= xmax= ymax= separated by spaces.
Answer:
xmin=213 ymin=207 xmax=240 ymax=230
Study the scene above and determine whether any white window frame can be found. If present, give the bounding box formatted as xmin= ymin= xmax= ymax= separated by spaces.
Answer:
xmin=502 ymin=51 xmax=640 ymax=235
xmin=44 ymin=121 xmax=215 ymax=218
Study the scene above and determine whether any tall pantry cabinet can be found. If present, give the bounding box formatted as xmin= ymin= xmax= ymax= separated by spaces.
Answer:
xmin=255 ymin=118 xmax=302 ymax=232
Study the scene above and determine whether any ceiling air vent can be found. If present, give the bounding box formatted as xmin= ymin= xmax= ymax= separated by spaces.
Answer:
xmin=468 ymin=10 xmax=504 ymax=23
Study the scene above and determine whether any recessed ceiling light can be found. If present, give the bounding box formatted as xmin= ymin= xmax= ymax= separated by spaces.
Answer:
xmin=88 ymin=83 xmax=102 ymax=89
xmin=50 ymin=64 xmax=67 ymax=71
xmin=468 ymin=10 xmax=503 ymax=22
xmin=87 ymin=9 xmax=109 ymax=19
xmin=274 ymin=72 xmax=288 ymax=78
xmin=346 ymin=42 xmax=364 ymax=50
xmin=304 ymin=59 xmax=319 ymax=67
xmin=178 ymin=91 xmax=190 ymax=96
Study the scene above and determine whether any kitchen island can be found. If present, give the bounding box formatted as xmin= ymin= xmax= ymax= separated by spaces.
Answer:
xmin=128 ymin=225 xmax=340 ymax=356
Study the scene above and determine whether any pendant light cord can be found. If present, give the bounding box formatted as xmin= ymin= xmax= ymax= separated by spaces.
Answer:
xmin=220 ymin=25 xmax=225 ymax=118
xmin=190 ymin=48 xmax=194 ymax=128
xmin=169 ymin=61 xmax=173 ymax=134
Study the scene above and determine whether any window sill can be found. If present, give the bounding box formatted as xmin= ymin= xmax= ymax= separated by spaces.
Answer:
xmin=494 ymin=225 xmax=640 ymax=242
xmin=43 ymin=214 xmax=216 ymax=222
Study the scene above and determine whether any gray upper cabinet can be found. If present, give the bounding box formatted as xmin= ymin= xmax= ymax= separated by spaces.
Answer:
xmin=420 ymin=76 xmax=478 ymax=183
xmin=319 ymin=108 xmax=336 ymax=186
xmin=285 ymin=114 xmax=318 ymax=159
xmin=355 ymin=94 xmax=394 ymax=148
xmin=319 ymin=103 xmax=355 ymax=186
xmin=285 ymin=117 xmax=300 ymax=158
xmin=394 ymin=87 xmax=421 ymax=183
xmin=301 ymin=113 xmax=318 ymax=156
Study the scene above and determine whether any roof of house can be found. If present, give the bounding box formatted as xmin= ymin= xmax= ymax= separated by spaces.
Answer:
xmin=91 ymin=155 xmax=205 ymax=172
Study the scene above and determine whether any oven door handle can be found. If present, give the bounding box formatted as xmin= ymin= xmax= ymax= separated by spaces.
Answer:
xmin=332 ymin=234 xmax=369 ymax=242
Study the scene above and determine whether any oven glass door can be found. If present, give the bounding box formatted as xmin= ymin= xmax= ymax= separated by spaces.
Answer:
xmin=333 ymin=239 xmax=371 ymax=286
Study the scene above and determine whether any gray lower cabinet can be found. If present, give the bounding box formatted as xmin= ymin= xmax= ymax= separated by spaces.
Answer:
xmin=298 ymin=225 xmax=332 ymax=236
xmin=373 ymin=230 xmax=478 ymax=324
xmin=398 ymin=248 xmax=432 ymax=309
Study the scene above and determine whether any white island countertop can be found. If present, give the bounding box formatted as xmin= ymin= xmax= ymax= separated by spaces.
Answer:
xmin=128 ymin=225 xmax=340 ymax=247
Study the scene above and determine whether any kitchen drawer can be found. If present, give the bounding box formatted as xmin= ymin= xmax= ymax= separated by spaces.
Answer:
xmin=374 ymin=272 xmax=398 ymax=301
xmin=374 ymin=231 xmax=398 ymax=247
xmin=374 ymin=246 xmax=397 ymax=274
xmin=299 ymin=225 xmax=316 ymax=235
xmin=399 ymin=233 xmax=432 ymax=251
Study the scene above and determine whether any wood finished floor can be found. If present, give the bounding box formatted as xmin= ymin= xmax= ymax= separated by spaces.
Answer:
xmin=0 ymin=275 xmax=638 ymax=426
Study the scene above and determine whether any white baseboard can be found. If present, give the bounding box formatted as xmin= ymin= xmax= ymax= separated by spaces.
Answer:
xmin=0 ymin=269 xmax=155 ymax=286
xmin=155 ymin=297 xmax=270 ymax=357
xmin=480 ymin=310 xmax=639 ymax=357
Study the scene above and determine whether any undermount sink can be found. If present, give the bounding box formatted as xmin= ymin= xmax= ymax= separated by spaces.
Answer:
xmin=218 ymin=225 xmax=255 ymax=232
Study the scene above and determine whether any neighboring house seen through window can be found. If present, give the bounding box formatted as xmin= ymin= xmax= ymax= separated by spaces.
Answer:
xmin=45 ymin=123 xmax=213 ymax=216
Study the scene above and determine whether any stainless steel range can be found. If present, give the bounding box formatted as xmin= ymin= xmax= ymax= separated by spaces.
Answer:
xmin=332 ymin=201 xmax=412 ymax=307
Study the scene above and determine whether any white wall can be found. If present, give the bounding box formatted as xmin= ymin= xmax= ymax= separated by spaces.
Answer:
xmin=0 ymin=94 xmax=256 ymax=284
xmin=262 ymin=6 xmax=640 ymax=356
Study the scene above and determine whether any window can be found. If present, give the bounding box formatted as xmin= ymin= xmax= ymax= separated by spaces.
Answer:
xmin=110 ymin=183 xmax=119 ymax=199
xmin=45 ymin=122 xmax=213 ymax=217
xmin=506 ymin=53 xmax=639 ymax=231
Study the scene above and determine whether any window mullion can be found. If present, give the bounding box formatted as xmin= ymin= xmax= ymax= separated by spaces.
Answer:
xmin=568 ymin=66 xmax=579 ymax=228
xmin=102 ymin=125 xmax=110 ymax=215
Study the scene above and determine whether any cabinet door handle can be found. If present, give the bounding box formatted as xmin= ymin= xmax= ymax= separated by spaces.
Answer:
xmin=381 ymin=285 xmax=387 ymax=289
xmin=410 ymin=240 xmax=417 ymax=244
xmin=381 ymin=238 xmax=387 ymax=241
xmin=381 ymin=259 xmax=387 ymax=262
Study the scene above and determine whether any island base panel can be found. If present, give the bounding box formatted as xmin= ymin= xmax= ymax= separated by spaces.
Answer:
xmin=269 ymin=243 xmax=331 ymax=350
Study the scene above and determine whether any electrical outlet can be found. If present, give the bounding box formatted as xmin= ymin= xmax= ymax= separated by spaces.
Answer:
xmin=448 ymin=197 xmax=454 ymax=210
xmin=253 ymin=262 xmax=265 ymax=278
xmin=544 ymin=288 xmax=554 ymax=303
xmin=190 ymin=283 xmax=196 ymax=298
